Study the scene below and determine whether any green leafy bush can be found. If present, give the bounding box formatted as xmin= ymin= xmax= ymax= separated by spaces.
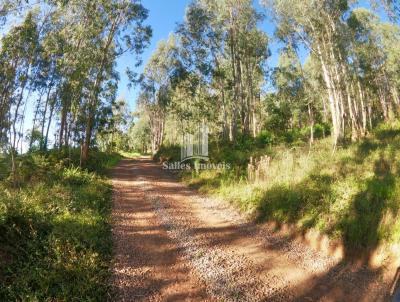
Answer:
xmin=153 ymin=144 xmax=181 ymax=162
xmin=256 ymin=130 xmax=274 ymax=147
xmin=184 ymin=122 xmax=400 ymax=254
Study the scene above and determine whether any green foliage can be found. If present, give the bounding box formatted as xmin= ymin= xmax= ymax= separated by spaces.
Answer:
xmin=313 ymin=123 xmax=331 ymax=139
xmin=155 ymin=134 xmax=272 ymax=168
xmin=184 ymin=122 xmax=400 ymax=253
xmin=97 ymin=98 xmax=133 ymax=154
xmin=255 ymin=130 xmax=274 ymax=147
xmin=0 ymin=150 xmax=117 ymax=301
xmin=283 ymin=128 xmax=303 ymax=144
xmin=44 ymin=148 xmax=122 ymax=175
xmin=0 ymin=154 xmax=9 ymax=181
xmin=128 ymin=113 xmax=151 ymax=153
xmin=83 ymin=151 xmax=122 ymax=174
xmin=118 ymin=151 xmax=141 ymax=158
xmin=153 ymin=144 xmax=181 ymax=162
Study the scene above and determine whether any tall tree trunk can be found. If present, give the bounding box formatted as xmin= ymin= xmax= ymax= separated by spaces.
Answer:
xmin=318 ymin=46 xmax=340 ymax=148
xmin=59 ymin=97 xmax=68 ymax=148
xmin=357 ymin=80 xmax=367 ymax=136
xmin=378 ymin=87 xmax=389 ymax=121
xmin=29 ymin=92 xmax=43 ymax=150
xmin=40 ymin=85 xmax=52 ymax=149
xmin=44 ymin=99 xmax=55 ymax=150
xmin=81 ymin=16 xmax=119 ymax=164
xmin=229 ymin=10 xmax=238 ymax=142
xmin=220 ymin=82 xmax=228 ymax=140
xmin=308 ymin=103 xmax=314 ymax=146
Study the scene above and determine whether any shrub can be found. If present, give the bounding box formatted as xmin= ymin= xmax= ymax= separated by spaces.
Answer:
xmin=256 ymin=130 xmax=274 ymax=147
xmin=0 ymin=151 xmax=114 ymax=301
xmin=314 ymin=123 xmax=331 ymax=138
xmin=184 ymin=123 xmax=400 ymax=253
xmin=284 ymin=128 xmax=304 ymax=144
xmin=153 ymin=144 xmax=181 ymax=162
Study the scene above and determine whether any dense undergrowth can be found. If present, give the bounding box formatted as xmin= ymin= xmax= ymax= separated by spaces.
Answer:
xmin=0 ymin=150 xmax=121 ymax=301
xmin=158 ymin=122 xmax=400 ymax=255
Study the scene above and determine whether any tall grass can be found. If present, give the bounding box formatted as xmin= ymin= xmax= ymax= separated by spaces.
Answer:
xmin=0 ymin=150 xmax=119 ymax=301
xmin=181 ymin=122 xmax=400 ymax=253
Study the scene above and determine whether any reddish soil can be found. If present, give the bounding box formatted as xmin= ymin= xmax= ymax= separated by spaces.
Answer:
xmin=111 ymin=157 xmax=392 ymax=302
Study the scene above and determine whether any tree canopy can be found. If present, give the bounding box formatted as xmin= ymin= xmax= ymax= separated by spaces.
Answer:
xmin=0 ymin=0 xmax=151 ymax=178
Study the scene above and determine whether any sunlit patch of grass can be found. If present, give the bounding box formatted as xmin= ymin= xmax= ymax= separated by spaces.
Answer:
xmin=0 ymin=151 xmax=113 ymax=301
xmin=183 ymin=123 xmax=400 ymax=252
xmin=119 ymin=150 xmax=142 ymax=158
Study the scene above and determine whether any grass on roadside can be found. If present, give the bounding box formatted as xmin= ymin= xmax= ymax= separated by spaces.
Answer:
xmin=174 ymin=122 xmax=400 ymax=254
xmin=118 ymin=150 xmax=142 ymax=159
xmin=0 ymin=150 xmax=120 ymax=301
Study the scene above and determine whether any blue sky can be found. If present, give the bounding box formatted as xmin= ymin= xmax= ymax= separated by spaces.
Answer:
xmin=2 ymin=0 xmax=392 ymax=151
xmin=119 ymin=0 xmax=390 ymax=112
xmin=118 ymin=0 xmax=280 ymax=112
xmin=117 ymin=0 xmax=190 ymax=111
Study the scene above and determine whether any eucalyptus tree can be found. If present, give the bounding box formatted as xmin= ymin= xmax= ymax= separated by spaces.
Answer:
xmin=0 ymin=11 xmax=40 ymax=183
xmin=128 ymin=111 xmax=151 ymax=154
xmin=303 ymin=55 xmax=327 ymax=134
xmin=263 ymin=0 xmax=355 ymax=147
xmin=24 ymin=8 xmax=64 ymax=151
xmin=168 ymin=72 xmax=216 ymax=136
xmin=0 ymin=0 xmax=151 ymax=168
xmin=176 ymin=1 xmax=227 ymax=136
xmin=36 ymin=13 xmax=64 ymax=151
xmin=208 ymin=0 xmax=269 ymax=139
xmin=96 ymin=98 xmax=130 ymax=152
xmin=177 ymin=0 xmax=269 ymax=141
xmin=346 ymin=8 xmax=400 ymax=129
xmin=29 ymin=0 xmax=152 ymax=162
xmin=263 ymin=0 xmax=400 ymax=147
xmin=139 ymin=35 xmax=182 ymax=154
xmin=273 ymin=48 xmax=307 ymax=132
xmin=73 ymin=0 xmax=152 ymax=163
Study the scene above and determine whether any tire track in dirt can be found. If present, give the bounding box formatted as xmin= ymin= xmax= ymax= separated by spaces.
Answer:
xmin=151 ymin=195 xmax=293 ymax=301
xmin=111 ymin=159 xmax=210 ymax=301
xmin=111 ymin=158 xmax=390 ymax=302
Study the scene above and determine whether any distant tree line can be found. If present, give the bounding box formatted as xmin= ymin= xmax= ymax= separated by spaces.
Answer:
xmin=0 ymin=0 xmax=151 ymax=179
xmin=136 ymin=0 xmax=400 ymax=153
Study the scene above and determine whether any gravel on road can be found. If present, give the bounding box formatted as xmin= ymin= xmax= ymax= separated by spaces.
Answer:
xmin=111 ymin=158 xmax=391 ymax=302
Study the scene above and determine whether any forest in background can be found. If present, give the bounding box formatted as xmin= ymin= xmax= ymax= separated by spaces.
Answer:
xmin=0 ymin=0 xmax=149 ymax=300
xmin=0 ymin=0 xmax=399 ymax=169
xmin=1 ymin=0 xmax=400 ymax=300
xmin=0 ymin=0 xmax=151 ymax=184
xmin=138 ymin=0 xmax=400 ymax=258
xmin=135 ymin=0 xmax=400 ymax=153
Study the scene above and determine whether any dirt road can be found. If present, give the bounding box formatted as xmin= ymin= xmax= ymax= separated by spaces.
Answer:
xmin=111 ymin=158 xmax=390 ymax=302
